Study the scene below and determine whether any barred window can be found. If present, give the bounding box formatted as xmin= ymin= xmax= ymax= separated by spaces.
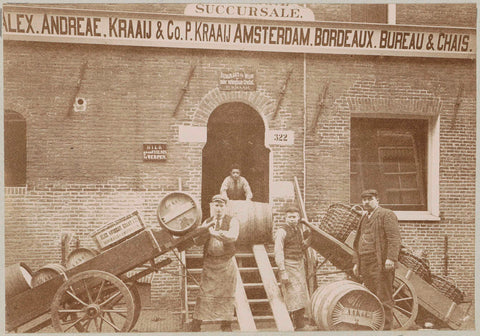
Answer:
xmin=350 ymin=118 xmax=428 ymax=211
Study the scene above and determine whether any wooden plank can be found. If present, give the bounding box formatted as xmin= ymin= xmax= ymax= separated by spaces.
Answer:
xmin=252 ymin=244 xmax=294 ymax=331
xmin=6 ymin=230 xmax=160 ymax=331
xmin=293 ymin=176 xmax=319 ymax=320
xmin=232 ymin=258 xmax=257 ymax=331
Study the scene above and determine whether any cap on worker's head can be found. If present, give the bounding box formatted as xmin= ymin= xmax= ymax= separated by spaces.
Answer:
xmin=211 ymin=194 xmax=228 ymax=204
xmin=284 ymin=204 xmax=300 ymax=213
xmin=361 ymin=189 xmax=378 ymax=198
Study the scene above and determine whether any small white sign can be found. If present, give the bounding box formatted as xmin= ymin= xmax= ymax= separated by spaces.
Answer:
xmin=184 ymin=4 xmax=315 ymax=21
xmin=179 ymin=125 xmax=207 ymax=143
xmin=267 ymin=130 xmax=294 ymax=145
xmin=272 ymin=181 xmax=295 ymax=198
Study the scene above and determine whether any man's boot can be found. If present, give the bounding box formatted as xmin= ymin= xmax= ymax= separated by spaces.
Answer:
xmin=293 ymin=308 xmax=306 ymax=330
xmin=191 ymin=319 xmax=202 ymax=332
xmin=221 ymin=320 xmax=233 ymax=332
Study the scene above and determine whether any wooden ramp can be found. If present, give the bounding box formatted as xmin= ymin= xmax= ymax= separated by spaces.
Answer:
xmin=252 ymin=244 xmax=294 ymax=331
xmin=233 ymin=258 xmax=257 ymax=331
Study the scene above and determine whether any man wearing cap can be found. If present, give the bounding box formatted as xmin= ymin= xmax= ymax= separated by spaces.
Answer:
xmin=191 ymin=194 xmax=240 ymax=332
xmin=352 ymin=189 xmax=401 ymax=330
xmin=274 ymin=204 xmax=311 ymax=330
xmin=220 ymin=164 xmax=253 ymax=201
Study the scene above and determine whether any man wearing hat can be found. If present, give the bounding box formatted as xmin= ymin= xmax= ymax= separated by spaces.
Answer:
xmin=274 ymin=204 xmax=311 ymax=330
xmin=352 ymin=189 xmax=401 ymax=330
xmin=191 ymin=194 xmax=239 ymax=332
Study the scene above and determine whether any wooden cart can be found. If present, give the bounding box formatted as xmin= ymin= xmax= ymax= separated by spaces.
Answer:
xmin=6 ymin=226 xmax=208 ymax=333
xmin=303 ymin=221 xmax=471 ymax=330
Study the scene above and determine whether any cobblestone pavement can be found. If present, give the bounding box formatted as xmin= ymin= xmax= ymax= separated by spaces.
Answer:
xmin=15 ymin=304 xmax=474 ymax=333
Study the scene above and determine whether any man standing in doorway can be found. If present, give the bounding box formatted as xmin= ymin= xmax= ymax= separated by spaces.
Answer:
xmin=191 ymin=194 xmax=240 ymax=332
xmin=352 ymin=189 xmax=401 ymax=330
xmin=274 ymin=204 xmax=311 ymax=331
xmin=220 ymin=164 xmax=253 ymax=201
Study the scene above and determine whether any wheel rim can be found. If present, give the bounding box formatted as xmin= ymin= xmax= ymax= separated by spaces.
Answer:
xmin=127 ymin=282 xmax=142 ymax=331
xmin=51 ymin=270 xmax=135 ymax=332
xmin=391 ymin=275 xmax=418 ymax=330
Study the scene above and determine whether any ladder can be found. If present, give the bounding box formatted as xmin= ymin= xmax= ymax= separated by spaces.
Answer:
xmin=181 ymin=244 xmax=293 ymax=331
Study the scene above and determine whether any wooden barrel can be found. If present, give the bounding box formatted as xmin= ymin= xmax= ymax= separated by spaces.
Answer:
xmin=311 ymin=280 xmax=385 ymax=331
xmin=157 ymin=192 xmax=202 ymax=236
xmin=5 ymin=263 xmax=33 ymax=299
xmin=31 ymin=263 xmax=67 ymax=287
xmin=66 ymin=248 xmax=99 ymax=269
xmin=225 ymin=200 xmax=273 ymax=244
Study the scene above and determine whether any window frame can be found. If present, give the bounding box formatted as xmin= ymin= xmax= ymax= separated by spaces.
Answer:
xmin=350 ymin=114 xmax=440 ymax=221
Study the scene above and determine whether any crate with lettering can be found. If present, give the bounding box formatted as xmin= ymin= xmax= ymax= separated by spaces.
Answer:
xmin=91 ymin=211 xmax=146 ymax=250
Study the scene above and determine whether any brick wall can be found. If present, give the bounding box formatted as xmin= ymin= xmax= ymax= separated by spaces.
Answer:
xmin=397 ymin=4 xmax=476 ymax=27
xmin=4 ymin=4 xmax=476 ymax=306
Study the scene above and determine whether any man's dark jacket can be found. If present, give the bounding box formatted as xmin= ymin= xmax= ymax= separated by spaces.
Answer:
xmin=352 ymin=206 xmax=401 ymax=270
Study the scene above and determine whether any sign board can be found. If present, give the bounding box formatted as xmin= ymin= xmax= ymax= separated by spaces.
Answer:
xmin=178 ymin=125 xmax=207 ymax=143
xmin=268 ymin=130 xmax=294 ymax=145
xmin=143 ymin=143 xmax=167 ymax=161
xmin=184 ymin=4 xmax=315 ymax=21
xmin=219 ymin=71 xmax=256 ymax=91
xmin=91 ymin=211 xmax=146 ymax=250
xmin=2 ymin=5 xmax=475 ymax=59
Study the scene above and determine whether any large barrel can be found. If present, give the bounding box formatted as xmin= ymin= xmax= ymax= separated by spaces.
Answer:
xmin=225 ymin=200 xmax=273 ymax=244
xmin=311 ymin=280 xmax=385 ymax=331
xmin=5 ymin=263 xmax=33 ymax=299
xmin=66 ymin=247 xmax=99 ymax=269
xmin=157 ymin=192 xmax=202 ymax=236
xmin=31 ymin=263 xmax=67 ymax=287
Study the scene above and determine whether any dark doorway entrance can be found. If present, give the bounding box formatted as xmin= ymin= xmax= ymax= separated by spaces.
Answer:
xmin=201 ymin=102 xmax=270 ymax=219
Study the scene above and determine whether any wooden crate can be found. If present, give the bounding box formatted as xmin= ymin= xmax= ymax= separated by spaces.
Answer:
xmin=91 ymin=211 xmax=146 ymax=250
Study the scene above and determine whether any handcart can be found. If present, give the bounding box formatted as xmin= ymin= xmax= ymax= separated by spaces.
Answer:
xmin=303 ymin=220 xmax=472 ymax=330
xmin=6 ymin=193 xmax=209 ymax=333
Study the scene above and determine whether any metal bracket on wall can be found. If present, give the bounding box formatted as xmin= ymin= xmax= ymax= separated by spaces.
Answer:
xmin=272 ymin=68 xmax=293 ymax=120
xmin=173 ymin=64 xmax=196 ymax=117
xmin=310 ymin=81 xmax=329 ymax=134
xmin=450 ymin=82 xmax=464 ymax=130
xmin=68 ymin=60 xmax=88 ymax=116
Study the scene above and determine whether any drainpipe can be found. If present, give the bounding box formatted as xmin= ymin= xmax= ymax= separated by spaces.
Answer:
xmin=303 ymin=53 xmax=307 ymax=205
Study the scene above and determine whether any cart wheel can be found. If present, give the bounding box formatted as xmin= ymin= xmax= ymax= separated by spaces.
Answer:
xmin=126 ymin=282 xmax=142 ymax=331
xmin=51 ymin=270 xmax=135 ymax=333
xmin=392 ymin=274 xmax=418 ymax=330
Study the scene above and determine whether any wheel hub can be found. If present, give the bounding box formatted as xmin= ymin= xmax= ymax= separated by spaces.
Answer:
xmin=85 ymin=304 xmax=101 ymax=318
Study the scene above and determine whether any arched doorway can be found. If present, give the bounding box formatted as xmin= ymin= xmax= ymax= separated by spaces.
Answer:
xmin=201 ymin=102 xmax=270 ymax=219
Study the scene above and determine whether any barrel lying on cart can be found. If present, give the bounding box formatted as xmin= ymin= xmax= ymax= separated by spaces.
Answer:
xmin=6 ymin=263 xmax=33 ymax=299
xmin=31 ymin=264 xmax=67 ymax=288
xmin=157 ymin=192 xmax=202 ymax=236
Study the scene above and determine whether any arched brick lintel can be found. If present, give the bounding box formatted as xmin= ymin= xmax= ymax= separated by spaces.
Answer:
xmin=335 ymin=81 xmax=443 ymax=117
xmin=191 ymin=88 xmax=275 ymax=127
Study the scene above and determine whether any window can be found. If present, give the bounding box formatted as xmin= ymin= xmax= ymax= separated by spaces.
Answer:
xmin=4 ymin=110 xmax=26 ymax=187
xmin=350 ymin=118 xmax=428 ymax=211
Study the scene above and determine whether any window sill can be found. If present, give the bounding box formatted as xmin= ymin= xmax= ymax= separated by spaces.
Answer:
xmin=394 ymin=211 xmax=440 ymax=222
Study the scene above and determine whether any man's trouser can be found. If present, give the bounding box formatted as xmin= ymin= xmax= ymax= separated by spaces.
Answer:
xmin=359 ymin=253 xmax=395 ymax=330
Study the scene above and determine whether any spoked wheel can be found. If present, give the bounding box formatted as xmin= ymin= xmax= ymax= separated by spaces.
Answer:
xmin=391 ymin=274 xmax=418 ymax=330
xmin=51 ymin=270 xmax=135 ymax=332
xmin=126 ymin=282 xmax=142 ymax=331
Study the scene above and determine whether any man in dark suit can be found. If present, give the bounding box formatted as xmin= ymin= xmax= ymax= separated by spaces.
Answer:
xmin=352 ymin=189 xmax=401 ymax=330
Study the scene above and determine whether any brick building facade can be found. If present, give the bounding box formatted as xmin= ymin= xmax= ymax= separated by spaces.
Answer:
xmin=3 ymin=2 xmax=476 ymax=317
